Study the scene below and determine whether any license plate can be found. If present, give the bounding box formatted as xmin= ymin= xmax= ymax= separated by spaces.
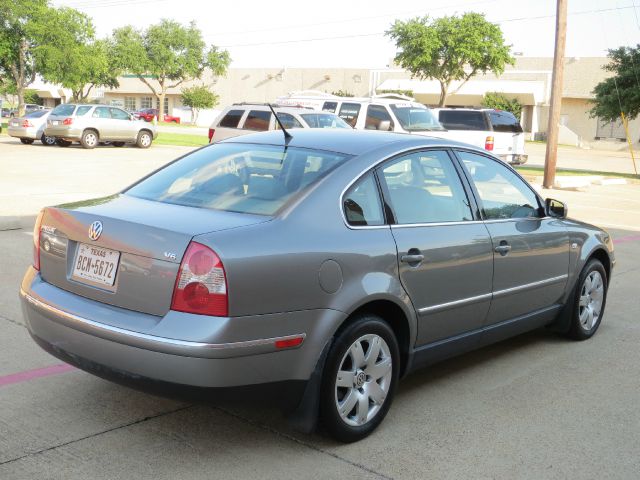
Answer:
xmin=10 ymin=120 xmax=19 ymax=126
xmin=52 ymin=120 xmax=59 ymax=125
xmin=72 ymin=243 xmax=120 ymax=288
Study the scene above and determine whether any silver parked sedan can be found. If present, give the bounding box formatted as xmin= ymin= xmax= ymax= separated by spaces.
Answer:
xmin=45 ymin=103 xmax=157 ymax=149
xmin=7 ymin=109 xmax=57 ymax=146
xmin=20 ymin=129 xmax=614 ymax=442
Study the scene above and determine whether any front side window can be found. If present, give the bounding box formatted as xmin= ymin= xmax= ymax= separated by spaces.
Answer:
xmin=243 ymin=110 xmax=271 ymax=131
xmin=126 ymin=144 xmax=350 ymax=216
xmin=275 ymin=112 xmax=303 ymax=129
xmin=380 ymin=150 xmax=473 ymax=224
xmin=456 ymin=150 xmax=541 ymax=220
xmin=365 ymin=105 xmax=394 ymax=131
xmin=338 ymin=102 xmax=361 ymax=128
xmin=343 ymin=173 xmax=384 ymax=226
xmin=110 ymin=108 xmax=130 ymax=120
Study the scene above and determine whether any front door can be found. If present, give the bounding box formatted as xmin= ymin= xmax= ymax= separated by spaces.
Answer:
xmin=454 ymin=150 xmax=570 ymax=326
xmin=378 ymin=149 xmax=494 ymax=347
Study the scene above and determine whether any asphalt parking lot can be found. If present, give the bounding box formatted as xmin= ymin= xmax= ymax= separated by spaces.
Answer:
xmin=1 ymin=137 xmax=639 ymax=479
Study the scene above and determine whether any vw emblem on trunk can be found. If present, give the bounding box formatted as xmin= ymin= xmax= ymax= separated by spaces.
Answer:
xmin=88 ymin=221 xmax=103 ymax=241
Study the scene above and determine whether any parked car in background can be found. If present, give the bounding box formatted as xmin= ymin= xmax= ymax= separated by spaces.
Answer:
xmin=7 ymin=109 xmax=56 ymax=145
xmin=209 ymin=103 xmax=351 ymax=142
xmin=2 ymin=107 xmax=14 ymax=118
xmin=134 ymin=108 xmax=181 ymax=123
xmin=434 ymin=108 xmax=528 ymax=164
xmin=21 ymin=129 xmax=613 ymax=443
xmin=45 ymin=104 xmax=157 ymax=149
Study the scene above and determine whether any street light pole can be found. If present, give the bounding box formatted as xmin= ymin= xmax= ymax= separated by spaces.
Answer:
xmin=543 ymin=0 xmax=568 ymax=188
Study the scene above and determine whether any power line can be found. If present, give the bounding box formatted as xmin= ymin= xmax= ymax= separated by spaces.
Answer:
xmin=216 ymin=5 xmax=639 ymax=48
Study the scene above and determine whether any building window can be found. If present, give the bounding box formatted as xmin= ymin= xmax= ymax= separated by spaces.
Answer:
xmin=595 ymin=117 xmax=626 ymax=140
xmin=156 ymin=97 xmax=169 ymax=115
xmin=140 ymin=96 xmax=153 ymax=109
xmin=124 ymin=97 xmax=136 ymax=112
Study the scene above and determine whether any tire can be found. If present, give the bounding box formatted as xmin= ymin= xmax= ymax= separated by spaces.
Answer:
xmin=80 ymin=130 xmax=98 ymax=149
xmin=320 ymin=315 xmax=400 ymax=442
xmin=565 ymin=259 xmax=608 ymax=340
xmin=56 ymin=139 xmax=72 ymax=147
xmin=20 ymin=138 xmax=35 ymax=145
xmin=41 ymin=134 xmax=56 ymax=146
xmin=112 ymin=141 xmax=125 ymax=147
xmin=136 ymin=130 xmax=152 ymax=148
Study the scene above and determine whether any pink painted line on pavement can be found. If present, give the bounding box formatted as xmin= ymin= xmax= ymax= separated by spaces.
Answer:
xmin=0 ymin=363 xmax=75 ymax=388
xmin=613 ymin=235 xmax=640 ymax=245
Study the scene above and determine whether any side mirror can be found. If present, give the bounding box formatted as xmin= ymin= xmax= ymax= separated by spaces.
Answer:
xmin=546 ymin=198 xmax=567 ymax=218
xmin=378 ymin=120 xmax=392 ymax=131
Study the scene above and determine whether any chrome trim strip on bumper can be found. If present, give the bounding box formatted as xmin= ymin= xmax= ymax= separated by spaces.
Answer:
xmin=418 ymin=274 xmax=568 ymax=315
xmin=20 ymin=289 xmax=305 ymax=359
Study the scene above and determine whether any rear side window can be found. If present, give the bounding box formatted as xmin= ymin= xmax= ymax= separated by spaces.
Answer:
xmin=218 ymin=109 xmax=244 ymax=128
xmin=365 ymin=105 xmax=394 ymax=131
xmin=488 ymin=111 xmax=523 ymax=133
xmin=322 ymin=101 xmax=338 ymax=113
xmin=338 ymin=103 xmax=361 ymax=128
xmin=300 ymin=113 xmax=351 ymax=129
xmin=76 ymin=106 xmax=92 ymax=116
xmin=93 ymin=107 xmax=111 ymax=119
xmin=243 ymin=110 xmax=271 ymax=131
xmin=51 ymin=104 xmax=76 ymax=116
xmin=438 ymin=110 xmax=489 ymax=131
xmin=343 ymin=173 xmax=384 ymax=226
xmin=126 ymin=143 xmax=350 ymax=216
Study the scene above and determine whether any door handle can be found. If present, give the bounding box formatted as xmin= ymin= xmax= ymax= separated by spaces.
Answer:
xmin=401 ymin=248 xmax=424 ymax=265
xmin=494 ymin=241 xmax=511 ymax=256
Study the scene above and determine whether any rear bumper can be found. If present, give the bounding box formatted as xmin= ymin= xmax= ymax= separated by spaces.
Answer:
xmin=44 ymin=125 xmax=82 ymax=140
xmin=20 ymin=268 xmax=344 ymax=391
xmin=8 ymin=126 xmax=39 ymax=139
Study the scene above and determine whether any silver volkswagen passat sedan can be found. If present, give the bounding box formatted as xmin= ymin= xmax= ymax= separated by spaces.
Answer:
xmin=7 ymin=109 xmax=57 ymax=145
xmin=20 ymin=129 xmax=614 ymax=442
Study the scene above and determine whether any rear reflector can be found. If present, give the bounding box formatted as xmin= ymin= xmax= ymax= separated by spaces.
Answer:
xmin=33 ymin=210 xmax=44 ymax=271
xmin=275 ymin=336 xmax=305 ymax=349
xmin=208 ymin=128 xmax=215 ymax=142
xmin=171 ymin=242 xmax=227 ymax=316
xmin=485 ymin=136 xmax=494 ymax=151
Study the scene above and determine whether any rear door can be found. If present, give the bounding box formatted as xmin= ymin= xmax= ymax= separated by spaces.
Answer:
xmin=454 ymin=149 xmax=570 ymax=327
xmin=378 ymin=149 xmax=494 ymax=346
xmin=91 ymin=106 xmax=114 ymax=140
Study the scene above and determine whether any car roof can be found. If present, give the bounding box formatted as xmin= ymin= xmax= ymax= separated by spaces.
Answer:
xmin=218 ymin=128 xmax=479 ymax=156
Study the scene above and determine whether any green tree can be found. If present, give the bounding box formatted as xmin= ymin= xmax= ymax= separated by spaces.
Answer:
xmin=181 ymin=85 xmax=218 ymax=124
xmin=590 ymin=45 xmax=640 ymax=122
xmin=0 ymin=1 xmax=95 ymax=115
xmin=481 ymin=91 xmax=522 ymax=118
xmin=111 ymin=20 xmax=230 ymax=121
xmin=386 ymin=13 xmax=514 ymax=107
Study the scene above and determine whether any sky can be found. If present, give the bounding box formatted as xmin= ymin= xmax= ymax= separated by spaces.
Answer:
xmin=52 ymin=0 xmax=640 ymax=68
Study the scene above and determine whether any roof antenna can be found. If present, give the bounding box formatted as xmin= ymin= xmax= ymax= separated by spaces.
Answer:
xmin=268 ymin=103 xmax=293 ymax=144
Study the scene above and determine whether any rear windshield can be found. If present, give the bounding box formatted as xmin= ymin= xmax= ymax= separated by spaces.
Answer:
xmin=126 ymin=143 xmax=350 ymax=215
xmin=25 ymin=110 xmax=48 ymax=118
xmin=438 ymin=110 xmax=489 ymax=131
xmin=301 ymin=113 xmax=351 ymax=129
xmin=51 ymin=104 xmax=76 ymax=116
xmin=489 ymin=111 xmax=523 ymax=133
xmin=389 ymin=104 xmax=444 ymax=131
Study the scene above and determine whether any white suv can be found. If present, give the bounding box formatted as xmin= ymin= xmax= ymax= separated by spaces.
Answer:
xmin=208 ymin=104 xmax=351 ymax=143
xmin=433 ymin=108 xmax=528 ymax=165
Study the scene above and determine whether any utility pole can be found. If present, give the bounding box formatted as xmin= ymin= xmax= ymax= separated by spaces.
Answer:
xmin=543 ymin=0 xmax=568 ymax=188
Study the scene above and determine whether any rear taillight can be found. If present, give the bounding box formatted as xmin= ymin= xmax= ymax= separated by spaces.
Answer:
xmin=208 ymin=128 xmax=215 ymax=142
xmin=33 ymin=210 xmax=44 ymax=271
xmin=22 ymin=120 xmax=33 ymax=128
xmin=171 ymin=242 xmax=227 ymax=316
xmin=485 ymin=136 xmax=494 ymax=151
xmin=63 ymin=118 xmax=73 ymax=125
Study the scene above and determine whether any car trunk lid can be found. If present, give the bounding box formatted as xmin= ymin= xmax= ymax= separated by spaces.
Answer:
xmin=37 ymin=194 xmax=269 ymax=316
